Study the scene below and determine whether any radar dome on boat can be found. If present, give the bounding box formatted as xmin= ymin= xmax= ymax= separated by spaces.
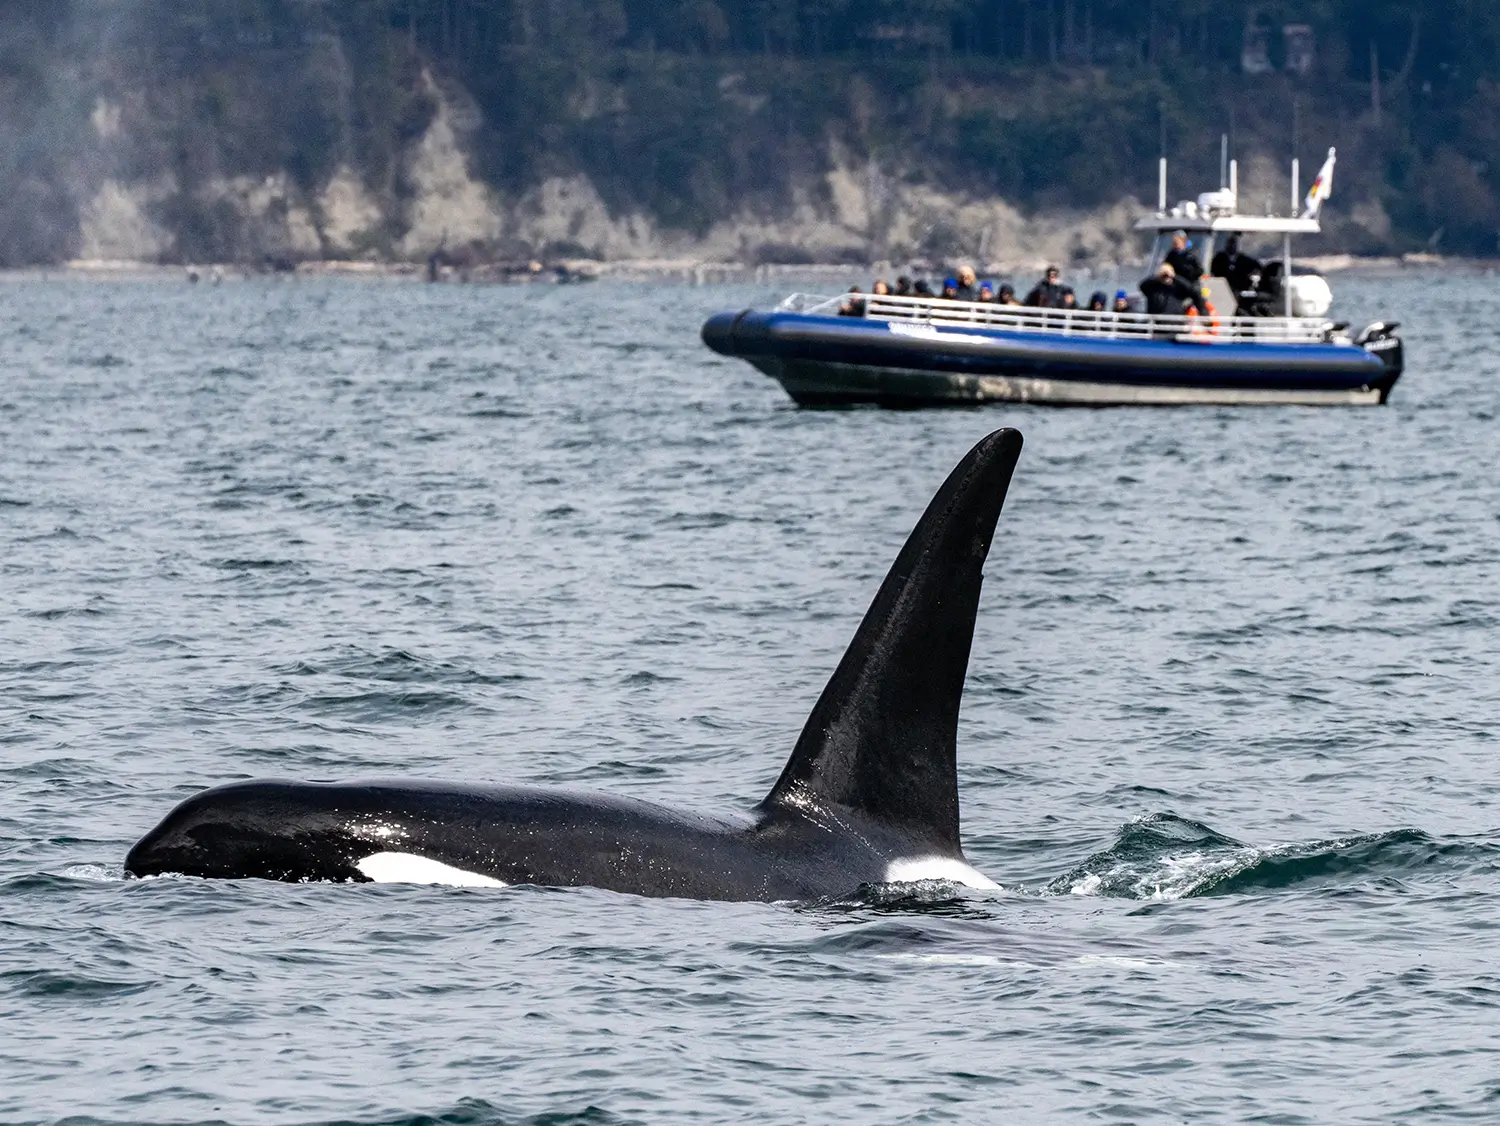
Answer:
xmin=1197 ymin=190 xmax=1237 ymax=217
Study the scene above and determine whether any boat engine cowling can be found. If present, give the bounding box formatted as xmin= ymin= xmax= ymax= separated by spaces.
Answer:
xmin=1355 ymin=321 xmax=1404 ymax=395
xmin=1288 ymin=274 xmax=1333 ymax=318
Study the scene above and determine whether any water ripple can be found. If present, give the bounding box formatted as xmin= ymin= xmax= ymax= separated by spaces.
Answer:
xmin=0 ymin=275 xmax=1496 ymax=1124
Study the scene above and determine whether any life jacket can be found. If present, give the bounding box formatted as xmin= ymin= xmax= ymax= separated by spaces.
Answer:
xmin=1185 ymin=293 xmax=1220 ymax=337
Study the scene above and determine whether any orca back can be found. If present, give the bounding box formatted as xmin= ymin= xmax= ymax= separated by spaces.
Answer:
xmin=761 ymin=428 xmax=1023 ymax=855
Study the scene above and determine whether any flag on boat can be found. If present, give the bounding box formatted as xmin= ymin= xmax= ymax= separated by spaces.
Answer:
xmin=1302 ymin=147 xmax=1336 ymax=219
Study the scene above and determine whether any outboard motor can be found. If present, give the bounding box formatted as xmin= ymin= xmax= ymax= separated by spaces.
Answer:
xmin=1287 ymin=274 xmax=1333 ymax=318
xmin=1356 ymin=321 xmax=1404 ymax=401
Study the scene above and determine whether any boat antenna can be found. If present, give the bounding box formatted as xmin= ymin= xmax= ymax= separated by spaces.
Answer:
xmin=1220 ymin=134 xmax=1228 ymax=190
xmin=1158 ymin=101 xmax=1168 ymax=213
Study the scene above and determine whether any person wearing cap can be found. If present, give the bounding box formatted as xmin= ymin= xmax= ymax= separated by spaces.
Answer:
xmin=1164 ymin=230 xmax=1204 ymax=289
xmin=1087 ymin=291 xmax=1108 ymax=311
xmin=977 ymin=281 xmax=995 ymax=303
xmin=941 ymin=277 xmax=960 ymax=300
xmin=1024 ymin=265 xmax=1069 ymax=308
xmin=1112 ymin=289 xmax=1132 ymax=313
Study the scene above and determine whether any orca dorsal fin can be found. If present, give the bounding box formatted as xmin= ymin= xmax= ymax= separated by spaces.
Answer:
xmin=761 ymin=428 xmax=1023 ymax=854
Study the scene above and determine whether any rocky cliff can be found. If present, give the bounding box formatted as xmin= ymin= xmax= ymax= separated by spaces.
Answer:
xmin=0 ymin=2 xmax=1483 ymax=269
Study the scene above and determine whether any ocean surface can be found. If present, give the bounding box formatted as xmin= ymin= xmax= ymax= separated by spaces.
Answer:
xmin=1 ymin=271 xmax=1496 ymax=1124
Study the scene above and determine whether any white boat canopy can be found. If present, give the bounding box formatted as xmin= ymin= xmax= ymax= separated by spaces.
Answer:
xmin=1133 ymin=214 xmax=1321 ymax=235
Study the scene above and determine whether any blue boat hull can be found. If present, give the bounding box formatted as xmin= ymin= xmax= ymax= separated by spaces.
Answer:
xmin=702 ymin=310 xmax=1403 ymax=407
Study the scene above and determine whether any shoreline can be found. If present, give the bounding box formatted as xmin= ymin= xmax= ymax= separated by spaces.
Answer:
xmin=0 ymin=252 xmax=1468 ymax=285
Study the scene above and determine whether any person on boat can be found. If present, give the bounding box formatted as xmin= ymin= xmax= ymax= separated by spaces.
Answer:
xmin=1211 ymin=236 xmax=1262 ymax=294
xmin=913 ymin=279 xmax=935 ymax=297
xmin=1024 ymin=266 xmax=1069 ymax=308
xmin=1060 ymin=290 xmax=1079 ymax=310
xmin=895 ymin=276 xmax=913 ymax=296
xmin=1112 ymin=290 xmax=1133 ymax=313
xmin=1140 ymin=263 xmax=1194 ymax=315
xmin=941 ymin=277 xmax=960 ymax=300
xmin=872 ymin=279 xmax=891 ymax=296
xmin=977 ymin=281 xmax=995 ymax=302
xmin=1087 ymin=291 xmax=1108 ymax=311
xmin=1164 ymin=231 xmax=1204 ymax=288
xmin=954 ymin=265 xmax=979 ymax=301
xmin=838 ymin=286 xmax=866 ymax=317
xmin=997 ymin=283 xmax=1020 ymax=306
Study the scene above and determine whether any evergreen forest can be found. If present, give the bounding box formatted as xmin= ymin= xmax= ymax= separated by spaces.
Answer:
xmin=2 ymin=0 xmax=1499 ymax=262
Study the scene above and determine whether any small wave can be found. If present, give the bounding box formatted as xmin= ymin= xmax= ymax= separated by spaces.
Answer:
xmin=22 ymin=605 xmax=107 ymax=620
xmin=76 ymin=352 xmax=128 ymax=368
xmin=46 ymin=1101 xmax=622 ymax=1126
xmin=1050 ymin=813 xmax=1496 ymax=900
xmin=281 ymin=647 xmax=528 ymax=686
xmin=620 ymin=670 xmax=679 ymax=685
xmin=323 ymin=1101 xmax=622 ymax=1126
xmin=211 ymin=557 xmax=304 ymax=572
xmin=813 ymin=881 xmax=1001 ymax=918
xmin=659 ymin=510 xmax=736 ymax=530
xmin=2 ymin=969 xmax=152 ymax=999
xmin=300 ymin=689 xmax=476 ymax=720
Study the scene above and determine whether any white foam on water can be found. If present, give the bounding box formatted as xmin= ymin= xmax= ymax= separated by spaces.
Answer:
xmin=1076 ymin=954 xmax=1177 ymax=970
xmin=355 ymin=852 xmax=507 ymax=888
xmin=1070 ymin=872 xmax=1104 ymax=896
xmin=1065 ymin=847 xmax=1262 ymax=900
xmin=875 ymin=953 xmax=1038 ymax=969
xmin=884 ymin=856 xmax=1001 ymax=890
xmin=62 ymin=864 xmax=123 ymax=882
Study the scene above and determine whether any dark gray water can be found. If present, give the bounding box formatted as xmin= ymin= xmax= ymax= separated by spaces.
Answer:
xmin=2 ymin=273 xmax=1496 ymax=1124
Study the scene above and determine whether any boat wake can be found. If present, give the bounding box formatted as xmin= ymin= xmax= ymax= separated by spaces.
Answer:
xmin=1050 ymin=812 xmax=1498 ymax=901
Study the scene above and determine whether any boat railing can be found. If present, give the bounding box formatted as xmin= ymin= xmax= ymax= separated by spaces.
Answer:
xmin=776 ymin=292 xmax=1335 ymax=345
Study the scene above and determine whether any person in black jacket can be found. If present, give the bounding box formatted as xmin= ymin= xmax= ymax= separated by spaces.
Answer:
xmin=1140 ymin=263 xmax=1196 ymax=315
xmin=1211 ymin=236 xmax=1261 ymax=294
xmin=1025 ymin=266 xmax=1069 ymax=308
xmin=1164 ymin=231 xmax=1204 ymax=288
xmin=954 ymin=264 xmax=979 ymax=301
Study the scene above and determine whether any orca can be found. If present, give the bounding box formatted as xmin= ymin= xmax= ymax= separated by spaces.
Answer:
xmin=125 ymin=428 xmax=1024 ymax=901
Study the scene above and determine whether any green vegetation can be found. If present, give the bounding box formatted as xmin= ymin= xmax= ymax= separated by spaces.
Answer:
xmin=2 ymin=0 xmax=1499 ymax=262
